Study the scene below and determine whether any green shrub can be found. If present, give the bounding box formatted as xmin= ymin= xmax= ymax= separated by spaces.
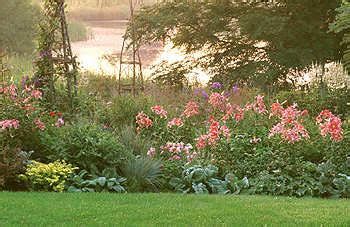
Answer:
xmin=102 ymin=95 xmax=153 ymax=129
xmin=20 ymin=160 xmax=77 ymax=192
xmin=39 ymin=121 xmax=132 ymax=176
xmin=248 ymin=161 xmax=350 ymax=198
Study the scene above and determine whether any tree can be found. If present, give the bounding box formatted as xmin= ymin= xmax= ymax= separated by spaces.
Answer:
xmin=0 ymin=0 xmax=39 ymax=54
xmin=129 ymin=0 xmax=342 ymax=91
xmin=330 ymin=0 xmax=350 ymax=74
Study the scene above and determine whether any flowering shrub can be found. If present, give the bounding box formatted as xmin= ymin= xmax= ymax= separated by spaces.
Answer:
xmin=1 ymin=81 xmax=65 ymax=187
xmin=134 ymin=87 xmax=348 ymax=197
xmin=39 ymin=121 xmax=132 ymax=175
xmin=0 ymin=82 xmax=64 ymax=138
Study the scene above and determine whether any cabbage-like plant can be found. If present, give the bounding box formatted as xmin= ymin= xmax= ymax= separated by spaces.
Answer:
xmin=169 ymin=165 xmax=229 ymax=194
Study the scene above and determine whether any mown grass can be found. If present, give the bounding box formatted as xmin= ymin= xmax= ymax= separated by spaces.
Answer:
xmin=0 ymin=193 xmax=349 ymax=226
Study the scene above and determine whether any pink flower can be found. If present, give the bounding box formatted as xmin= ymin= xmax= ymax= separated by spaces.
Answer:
xmin=182 ymin=101 xmax=200 ymax=118
xmin=151 ymin=105 xmax=167 ymax=118
xmin=55 ymin=118 xmax=65 ymax=127
xmin=136 ymin=112 xmax=153 ymax=131
xmin=169 ymin=155 xmax=181 ymax=161
xmin=316 ymin=110 xmax=343 ymax=142
xmin=222 ymin=103 xmax=234 ymax=122
xmin=167 ymin=118 xmax=183 ymax=128
xmin=34 ymin=118 xmax=45 ymax=131
xmin=147 ymin=147 xmax=156 ymax=158
xmin=196 ymin=135 xmax=208 ymax=150
xmin=209 ymin=93 xmax=227 ymax=112
xmin=196 ymin=119 xmax=231 ymax=148
xmin=234 ymin=107 xmax=244 ymax=122
xmin=253 ymin=95 xmax=267 ymax=114
xmin=160 ymin=142 xmax=196 ymax=162
xmin=270 ymin=102 xmax=284 ymax=118
xmin=31 ymin=90 xmax=42 ymax=99
xmin=220 ymin=125 xmax=231 ymax=141
xmin=207 ymin=119 xmax=220 ymax=145
xmin=269 ymin=103 xmax=309 ymax=143
xmin=0 ymin=119 xmax=20 ymax=130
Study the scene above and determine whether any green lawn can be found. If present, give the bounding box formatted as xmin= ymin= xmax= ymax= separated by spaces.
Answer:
xmin=0 ymin=193 xmax=349 ymax=226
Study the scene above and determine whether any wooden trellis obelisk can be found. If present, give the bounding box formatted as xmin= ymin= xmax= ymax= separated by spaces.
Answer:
xmin=118 ymin=0 xmax=144 ymax=96
xmin=35 ymin=0 xmax=78 ymax=105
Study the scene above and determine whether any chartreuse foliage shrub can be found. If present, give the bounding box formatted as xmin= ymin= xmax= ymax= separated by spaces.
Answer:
xmin=20 ymin=160 xmax=77 ymax=192
xmin=39 ymin=121 xmax=132 ymax=176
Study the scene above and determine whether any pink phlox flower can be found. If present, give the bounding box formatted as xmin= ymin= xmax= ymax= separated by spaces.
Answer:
xmin=136 ymin=112 xmax=153 ymax=131
xmin=209 ymin=92 xmax=227 ymax=112
xmin=234 ymin=107 xmax=244 ymax=122
xmin=253 ymin=95 xmax=267 ymax=114
xmin=151 ymin=105 xmax=167 ymax=118
xmin=167 ymin=117 xmax=183 ymax=128
xmin=31 ymin=90 xmax=42 ymax=99
xmin=196 ymin=135 xmax=208 ymax=150
xmin=182 ymin=101 xmax=200 ymax=118
xmin=269 ymin=102 xmax=284 ymax=118
xmin=0 ymin=119 xmax=20 ymax=130
xmin=34 ymin=118 xmax=45 ymax=131
xmin=269 ymin=104 xmax=309 ymax=143
xmin=222 ymin=103 xmax=235 ymax=122
xmin=147 ymin=147 xmax=156 ymax=158
xmin=220 ymin=125 xmax=231 ymax=141
xmin=55 ymin=118 xmax=65 ymax=127
xmin=316 ymin=110 xmax=343 ymax=142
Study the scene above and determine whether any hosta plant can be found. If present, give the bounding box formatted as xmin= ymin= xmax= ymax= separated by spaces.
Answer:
xmin=67 ymin=170 xmax=126 ymax=193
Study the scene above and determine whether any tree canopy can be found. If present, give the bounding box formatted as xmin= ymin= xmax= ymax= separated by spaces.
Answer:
xmin=129 ymin=0 xmax=343 ymax=90
xmin=330 ymin=0 xmax=350 ymax=74
xmin=0 ymin=0 xmax=39 ymax=54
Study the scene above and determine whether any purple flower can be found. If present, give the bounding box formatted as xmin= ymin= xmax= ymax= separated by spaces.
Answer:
xmin=211 ymin=82 xmax=222 ymax=89
xmin=224 ymin=91 xmax=230 ymax=98
xmin=193 ymin=88 xmax=201 ymax=95
xmin=39 ymin=50 xmax=50 ymax=58
xmin=232 ymin=84 xmax=239 ymax=93
xmin=201 ymin=90 xmax=209 ymax=99
xmin=21 ymin=76 xmax=29 ymax=88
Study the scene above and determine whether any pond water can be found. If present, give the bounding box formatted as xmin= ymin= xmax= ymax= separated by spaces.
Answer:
xmin=71 ymin=20 xmax=210 ymax=84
